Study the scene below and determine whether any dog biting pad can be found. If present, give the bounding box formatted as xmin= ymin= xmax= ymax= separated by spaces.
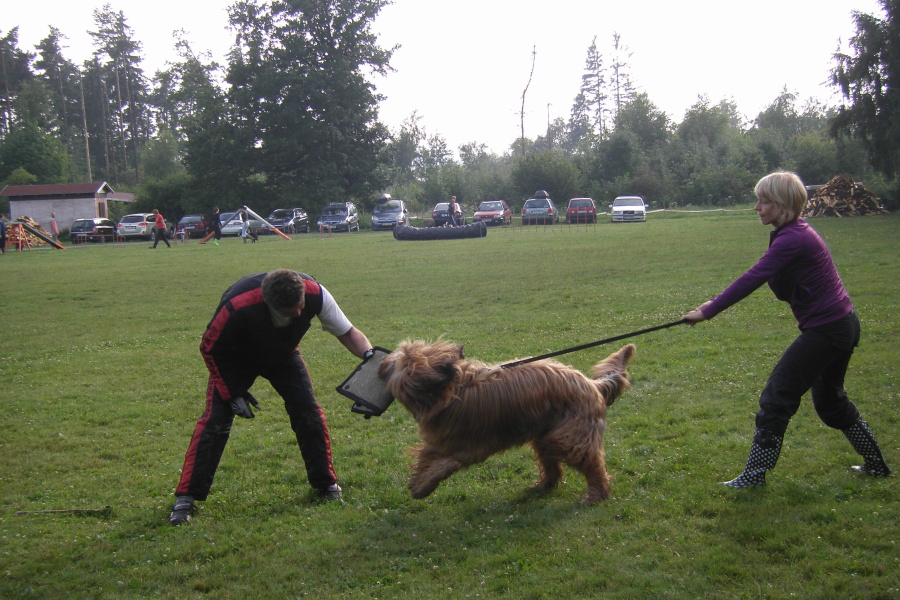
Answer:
xmin=336 ymin=347 xmax=394 ymax=418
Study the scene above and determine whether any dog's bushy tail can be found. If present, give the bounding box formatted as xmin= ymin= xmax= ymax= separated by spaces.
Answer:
xmin=590 ymin=344 xmax=635 ymax=407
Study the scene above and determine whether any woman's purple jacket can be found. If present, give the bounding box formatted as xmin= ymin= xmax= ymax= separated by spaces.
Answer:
xmin=701 ymin=218 xmax=853 ymax=329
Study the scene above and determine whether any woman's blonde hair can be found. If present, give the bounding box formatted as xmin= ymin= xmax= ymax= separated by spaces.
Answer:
xmin=754 ymin=171 xmax=807 ymax=225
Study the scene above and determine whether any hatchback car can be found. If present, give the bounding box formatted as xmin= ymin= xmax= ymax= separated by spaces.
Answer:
xmin=70 ymin=217 xmax=117 ymax=243
xmin=610 ymin=196 xmax=647 ymax=222
xmin=371 ymin=199 xmax=409 ymax=230
xmin=266 ymin=208 xmax=309 ymax=234
xmin=117 ymin=213 xmax=159 ymax=240
xmin=473 ymin=200 xmax=512 ymax=226
xmin=431 ymin=202 xmax=467 ymax=226
xmin=176 ymin=214 xmax=208 ymax=238
xmin=317 ymin=202 xmax=360 ymax=232
xmin=521 ymin=191 xmax=558 ymax=225
xmin=566 ymin=198 xmax=597 ymax=224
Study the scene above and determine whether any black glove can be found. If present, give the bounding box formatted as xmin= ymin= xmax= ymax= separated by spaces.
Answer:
xmin=231 ymin=392 xmax=260 ymax=419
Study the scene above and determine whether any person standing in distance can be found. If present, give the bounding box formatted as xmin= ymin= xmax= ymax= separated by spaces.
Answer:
xmin=50 ymin=212 xmax=59 ymax=243
xmin=683 ymin=171 xmax=890 ymax=488
xmin=205 ymin=207 xmax=222 ymax=246
xmin=448 ymin=196 xmax=461 ymax=226
xmin=150 ymin=209 xmax=171 ymax=248
xmin=169 ymin=269 xmax=375 ymax=525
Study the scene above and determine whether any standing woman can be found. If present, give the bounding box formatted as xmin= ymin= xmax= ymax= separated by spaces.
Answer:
xmin=683 ymin=171 xmax=890 ymax=487
xmin=208 ymin=207 xmax=222 ymax=246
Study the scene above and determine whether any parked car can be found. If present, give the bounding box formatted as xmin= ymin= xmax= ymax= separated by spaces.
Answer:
xmin=316 ymin=202 xmax=360 ymax=232
xmin=176 ymin=214 xmax=208 ymax=239
xmin=566 ymin=197 xmax=597 ymax=224
xmin=118 ymin=213 xmax=174 ymax=240
xmin=431 ymin=202 xmax=467 ymax=226
xmin=371 ymin=199 xmax=409 ymax=230
xmin=473 ymin=200 xmax=512 ymax=226
xmin=521 ymin=191 xmax=558 ymax=225
xmin=220 ymin=211 xmax=263 ymax=236
xmin=266 ymin=208 xmax=309 ymax=234
xmin=117 ymin=213 xmax=159 ymax=240
xmin=610 ymin=196 xmax=647 ymax=222
xmin=70 ymin=217 xmax=117 ymax=243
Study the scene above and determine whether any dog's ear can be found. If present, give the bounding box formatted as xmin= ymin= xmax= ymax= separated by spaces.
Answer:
xmin=435 ymin=361 xmax=458 ymax=385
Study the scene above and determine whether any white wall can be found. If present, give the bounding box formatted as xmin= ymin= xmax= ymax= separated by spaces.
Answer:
xmin=8 ymin=198 xmax=107 ymax=231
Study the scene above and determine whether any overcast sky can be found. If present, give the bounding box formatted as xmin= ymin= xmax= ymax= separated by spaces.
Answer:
xmin=6 ymin=0 xmax=885 ymax=154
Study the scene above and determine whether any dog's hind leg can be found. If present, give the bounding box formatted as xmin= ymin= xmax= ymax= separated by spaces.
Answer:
xmin=409 ymin=447 xmax=464 ymax=499
xmin=532 ymin=440 xmax=564 ymax=492
xmin=571 ymin=454 xmax=610 ymax=504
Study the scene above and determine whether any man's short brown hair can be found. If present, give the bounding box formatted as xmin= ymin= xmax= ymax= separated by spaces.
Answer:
xmin=262 ymin=269 xmax=306 ymax=310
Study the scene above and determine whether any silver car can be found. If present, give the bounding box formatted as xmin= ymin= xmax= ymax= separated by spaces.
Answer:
xmin=220 ymin=211 xmax=263 ymax=236
xmin=117 ymin=213 xmax=158 ymax=240
xmin=521 ymin=197 xmax=558 ymax=225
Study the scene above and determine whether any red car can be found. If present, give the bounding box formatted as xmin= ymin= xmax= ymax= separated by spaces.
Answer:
xmin=472 ymin=200 xmax=512 ymax=226
xmin=566 ymin=197 xmax=597 ymax=224
xmin=176 ymin=214 xmax=208 ymax=239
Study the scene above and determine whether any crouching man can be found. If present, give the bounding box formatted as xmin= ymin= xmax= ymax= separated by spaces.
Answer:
xmin=169 ymin=269 xmax=374 ymax=525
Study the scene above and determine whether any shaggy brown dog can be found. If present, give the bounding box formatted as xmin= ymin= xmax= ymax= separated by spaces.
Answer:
xmin=379 ymin=340 xmax=636 ymax=504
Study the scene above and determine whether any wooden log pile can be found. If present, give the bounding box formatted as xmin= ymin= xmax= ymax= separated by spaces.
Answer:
xmin=10 ymin=216 xmax=52 ymax=247
xmin=802 ymin=174 xmax=886 ymax=217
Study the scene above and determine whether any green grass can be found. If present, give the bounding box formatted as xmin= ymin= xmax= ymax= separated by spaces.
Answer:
xmin=1 ymin=214 xmax=898 ymax=599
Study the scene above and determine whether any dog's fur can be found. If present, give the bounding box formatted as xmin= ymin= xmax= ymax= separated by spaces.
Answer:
xmin=379 ymin=340 xmax=636 ymax=504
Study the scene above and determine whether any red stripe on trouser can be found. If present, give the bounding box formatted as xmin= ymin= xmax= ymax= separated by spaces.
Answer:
xmin=175 ymin=378 xmax=235 ymax=500
xmin=175 ymin=357 xmax=336 ymax=499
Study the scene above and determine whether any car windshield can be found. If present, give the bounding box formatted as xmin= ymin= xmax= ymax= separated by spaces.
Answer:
xmin=220 ymin=212 xmax=236 ymax=223
xmin=433 ymin=203 xmax=449 ymax=211
xmin=613 ymin=197 xmax=643 ymax=207
xmin=181 ymin=216 xmax=201 ymax=223
xmin=375 ymin=201 xmax=403 ymax=213
xmin=478 ymin=202 xmax=503 ymax=211
xmin=269 ymin=210 xmax=293 ymax=219
xmin=524 ymin=199 xmax=549 ymax=209
xmin=121 ymin=215 xmax=147 ymax=223
xmin=322 ymin=207 xmax=347 ymax=216
xmin=570 ymin=200 xmax=593 ymax=208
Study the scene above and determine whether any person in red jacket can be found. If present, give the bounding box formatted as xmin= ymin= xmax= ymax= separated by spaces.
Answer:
xmin=169 ymin=269 xmax=374 ymax=525
xmin=150 ymin=209 xmax=171 ymax=248
xmin=683 ymin=171 xmax=890 ymax=487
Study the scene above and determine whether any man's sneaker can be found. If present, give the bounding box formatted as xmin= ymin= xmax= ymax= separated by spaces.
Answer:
xmin=168 ymin=500 xmax=197 ymax=526
xmin=316 ymin=484 xmax=343 ymax=502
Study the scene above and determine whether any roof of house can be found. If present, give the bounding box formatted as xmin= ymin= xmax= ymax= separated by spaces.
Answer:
xmin=0 ymin=182 xmax=115 ymax=198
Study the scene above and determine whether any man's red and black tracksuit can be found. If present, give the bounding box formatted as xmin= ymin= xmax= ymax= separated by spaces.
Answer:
xmin=175 ymin=272 xmax=337 ymax=501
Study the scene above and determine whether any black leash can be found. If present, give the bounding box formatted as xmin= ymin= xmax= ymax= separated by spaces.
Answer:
xmin=499 ymin=319 xmax=689 ymax=369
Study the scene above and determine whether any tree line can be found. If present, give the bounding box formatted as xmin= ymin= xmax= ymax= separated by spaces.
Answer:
xmin=1 ymin=0 xmax=896 ymax=222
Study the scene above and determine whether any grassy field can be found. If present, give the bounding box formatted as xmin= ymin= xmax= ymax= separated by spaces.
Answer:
xmin=1 ymin=212 xmax=897 ymax=599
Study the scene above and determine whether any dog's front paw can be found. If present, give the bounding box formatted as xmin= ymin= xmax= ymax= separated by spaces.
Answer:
xmin=409 ymin=481 xmax=438 ymax=499
xmin=533 ymin=477 xmax=561 ymax=492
